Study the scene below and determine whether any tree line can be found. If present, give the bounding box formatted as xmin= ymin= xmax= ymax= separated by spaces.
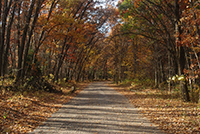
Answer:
xmin=1 ymin=0 xmax=199 ymax=102
xmin=0 ymin=0 xmax=117 ymax=89
xmin=101 ymin=0 xmax=200 ymax=102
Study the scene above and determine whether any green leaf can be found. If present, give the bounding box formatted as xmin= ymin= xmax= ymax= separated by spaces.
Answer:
xmin=3 ymin=113 xmax=7 ymax=119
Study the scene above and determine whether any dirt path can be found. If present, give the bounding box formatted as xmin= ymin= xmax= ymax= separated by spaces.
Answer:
xmin=30 ymin=82 xmax=165 ymax=134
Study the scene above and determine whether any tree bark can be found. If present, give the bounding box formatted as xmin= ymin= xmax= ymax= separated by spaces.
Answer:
xmin=76 ymin=43 xmax=95 ymax=82
xmin=33 ymin=0 xmax=57 ymax=58
xmin=16 ymin=0 xmax=36 ymax=82
xmin=175 ymin=0 xmax=190 ymax=102
xmin=132 ymin=38 xmax=137 ymax=78
xmin=0 ymin=0 xmax=13 ymax=76
xmin=21 ymin=0 xmax=44 ymax=78
xmin=3 ymin=1 xmax=17 ymax=76
xmin=168 ymin=51 xmax=172 ymax=92
xmin=154 ymin=44 xmax=158 ymax=88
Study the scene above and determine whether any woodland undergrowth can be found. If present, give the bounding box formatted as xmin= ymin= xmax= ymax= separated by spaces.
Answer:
xmin=109 ymin=80 xmax=200 ymax=134
xmin=0 ymin=77 xmax=88 ymax=134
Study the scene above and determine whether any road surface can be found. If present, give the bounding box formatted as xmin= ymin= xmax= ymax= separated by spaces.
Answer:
xmin=30 ymin=82 xmax=165 ymax=134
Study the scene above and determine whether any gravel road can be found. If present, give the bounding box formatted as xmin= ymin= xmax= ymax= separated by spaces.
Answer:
xmin=30 ymin=82 xmax=165 ymax=134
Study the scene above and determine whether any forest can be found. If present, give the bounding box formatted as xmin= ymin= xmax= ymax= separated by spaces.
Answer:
xmin=0 ymin=0 xmax=200 ymax=133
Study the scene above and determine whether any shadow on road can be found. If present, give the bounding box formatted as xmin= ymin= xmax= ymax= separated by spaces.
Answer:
xmin=30 ymin=82 xmax=165 ymax=134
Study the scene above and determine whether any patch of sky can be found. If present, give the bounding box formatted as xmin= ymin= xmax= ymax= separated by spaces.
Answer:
xmin=93 ymin=0 xmax=120 ymax=36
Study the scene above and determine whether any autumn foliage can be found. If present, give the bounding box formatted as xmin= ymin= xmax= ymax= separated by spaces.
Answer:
xmin=0 ymin=0 xmax=200 ymax=133
xmin=102 ymin=0 xmax=200 ymax=103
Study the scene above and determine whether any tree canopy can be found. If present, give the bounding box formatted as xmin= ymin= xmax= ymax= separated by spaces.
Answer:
xmin=0 ymin=0 xmax=200 ymax=102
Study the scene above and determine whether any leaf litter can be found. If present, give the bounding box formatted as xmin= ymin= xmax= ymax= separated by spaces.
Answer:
xmin=0 ymin=82 xmax=88 ymax=134
xmin=108 ymin=83 xmax=200 ymax=134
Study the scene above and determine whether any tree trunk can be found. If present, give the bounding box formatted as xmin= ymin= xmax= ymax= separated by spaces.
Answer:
xmin=168 ymin=51 xmax=172 ymax=92
xmin=16 ymin=1 xmax=22 ymax=75
xmin=33 ymin=0 xmax=57 ymax=59
xmin=0 ymin=0 xmax=13 ymax=76
xmin=75 ymin=41 xmax=96 ymax=82
xmin=69 ymin=49 xmax=84 ymax=80
xmin=21 ymin=0 xmax=44 ymax=78
xmin=54 ymin=43 xmax=70 ymax=81
xmin=104 ymin=59 xmax=108 ymax=80
xmin=154 ymin=44 xmax=158 ymax=88
xmin=132 ymin=38 xmax=137 ymax=78
xmin=16 ymin=0 xmax=36 ymax=82
xmin=177 ymin=46 xmax=190 ymax=102
xmin=3 ymin=1 xmax=17 ymax=76
xmin=114 ymin=58 xmax=118 ymax=84
xmin=188 ymin=50 xmax=195 ymax=102
xmin=175 ymin=0 xmax=190 ymax=102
